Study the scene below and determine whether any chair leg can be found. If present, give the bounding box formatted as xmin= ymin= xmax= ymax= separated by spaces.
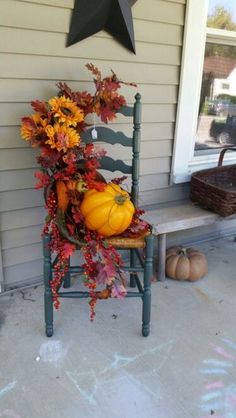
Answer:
xmin=130 ymin=248 xmax=137 ymax=288
xmin=142 ymin=234 xmax=154 ymax=337
xmin=63 ymin=257 xmax=71 ymax=288
xmin=157 ymin=234 xmax=166 ymax=281
xmin=43 ymin=234 xmax=54 ymax=337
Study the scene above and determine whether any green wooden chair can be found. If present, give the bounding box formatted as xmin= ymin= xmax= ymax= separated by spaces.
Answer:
xmin=43 ymin=93 xmax=154 ymax=337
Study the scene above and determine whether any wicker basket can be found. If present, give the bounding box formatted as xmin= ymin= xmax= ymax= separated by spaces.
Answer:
xmin=190 ymin=147 xmax=236 ymax=217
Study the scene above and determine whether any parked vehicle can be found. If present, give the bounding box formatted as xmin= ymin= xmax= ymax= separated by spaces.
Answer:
xmin=208 ymin=100 xmax=231 ymax=116
xmin=209 ymin=116 xmax=236 ymax=145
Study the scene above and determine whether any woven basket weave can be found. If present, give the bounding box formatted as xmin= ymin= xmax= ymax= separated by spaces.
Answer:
xmin=190 ymin=147 xmax=236 ymax=217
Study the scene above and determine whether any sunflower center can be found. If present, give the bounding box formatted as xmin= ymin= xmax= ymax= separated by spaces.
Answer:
xmin=61 ymin=107 xmax=72 ymax=116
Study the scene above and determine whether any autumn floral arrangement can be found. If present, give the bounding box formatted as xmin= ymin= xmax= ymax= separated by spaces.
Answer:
xmin=20 ymin=64 xmax=147 ymax=320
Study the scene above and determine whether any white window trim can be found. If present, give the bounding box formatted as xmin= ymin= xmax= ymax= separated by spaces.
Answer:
xmin=171 ymin=0 xmax=236 ymax=184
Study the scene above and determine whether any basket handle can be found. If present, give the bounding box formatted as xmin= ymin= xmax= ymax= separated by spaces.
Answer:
xmin=218 ymin=147 xmax=236 ymax=167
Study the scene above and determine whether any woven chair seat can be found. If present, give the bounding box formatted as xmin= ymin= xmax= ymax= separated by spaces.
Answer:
xmin=106 ymin=231 xmax=150 ymax=249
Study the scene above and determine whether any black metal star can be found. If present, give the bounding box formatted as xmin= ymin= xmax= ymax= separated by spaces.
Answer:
xmin=67 ymin=0 xmax=138 ymax=53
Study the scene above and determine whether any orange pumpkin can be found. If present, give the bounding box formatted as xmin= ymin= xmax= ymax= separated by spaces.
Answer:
xmin=166 ymin=246 xmax=208 ymax=281
xmin=80 ymin=183 xmax=135 ymax=237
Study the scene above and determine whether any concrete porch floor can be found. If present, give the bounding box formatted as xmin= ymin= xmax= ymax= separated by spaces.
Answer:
xmin=1 ymin=236 xmax=236 ymax=418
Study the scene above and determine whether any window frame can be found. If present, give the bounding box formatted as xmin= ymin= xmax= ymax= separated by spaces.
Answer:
xmin=171 ymin=0 xmax=236 ymax=184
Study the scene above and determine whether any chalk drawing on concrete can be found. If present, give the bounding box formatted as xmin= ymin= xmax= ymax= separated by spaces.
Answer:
xmin=199 ymin=338 xmax=236 ymax=418
xmin=66 ymin=339 xmax=174 ymax=410
xmin=0 ymin=381 xmax=17 ymax=399
xmin=38 ymin=340 xmax=69 ymax=368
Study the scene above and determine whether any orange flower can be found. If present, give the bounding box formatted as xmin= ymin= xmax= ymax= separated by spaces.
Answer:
xmin=48 ymin=96 xmax=84 ymax=127
xmin=21 ymin=113 xmax=47 ymax=146
xmin=45 ymin=123 xmax=80 ymax=152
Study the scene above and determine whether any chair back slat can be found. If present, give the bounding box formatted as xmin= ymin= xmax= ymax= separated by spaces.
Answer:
xmin=100 ymin=156 xmax=132 ymax=174
xmin=83 ymin=127 xmax=132 ymax=147
xmin=118 ymin=105 xmax=134 ymax=117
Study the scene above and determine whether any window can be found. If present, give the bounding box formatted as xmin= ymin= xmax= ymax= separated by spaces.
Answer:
xmin=171 ymin=0 xmax=236 ymax=183
xmin=221 ymin=83 xmax=230 ymax=90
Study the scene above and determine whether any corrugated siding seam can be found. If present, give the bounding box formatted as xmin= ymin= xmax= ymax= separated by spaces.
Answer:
xmin=16 ymin=0 xmax=73 ymax=8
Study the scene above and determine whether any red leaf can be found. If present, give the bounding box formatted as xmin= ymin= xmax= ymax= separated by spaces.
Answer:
xmin=72 ymin=206 xmax=84 ymax=224
xmin=111 ymin=282 xmax=127 ymax=299
xmin=85 ymin=158 xmax=100 ymax=171
xmin=21 ymin=116 xmax=36 ymax=129
xmin=31 ymin=100 xmax=48 ymax=116
xmin=123 ymin=218 xmax=149 ymax=238
xmin=61 ymin=242 xmax=76 ymax=259
xmin=56 ymin=82 xmax=74 ymax=99
xmin=83 ymin=143 xmax=94 ymax=158
xmin=57 ymin=82 xmax=93 ymax=115
xmin=111 ymin=175 xmax=127 ymax=185
xmin=95 ymin=261 xmax=116 ymax=285
xmin=86 ymin=63 xmax=101 ymax=79
xmin=83 ymin=171 xmax=106 ymax=191
xmin=66 ymin=223 xmax=75 ymax=236
xmin=99 ymin=107 xmax=117 ymax=124
xmin=34 ymin=170 xmax=51 ymax=189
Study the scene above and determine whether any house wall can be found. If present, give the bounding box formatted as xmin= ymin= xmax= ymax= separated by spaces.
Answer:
xmin=214 ymin=68 xmax=236 ymax=100
xmin=0 ymin=0 xmax=186 ymax=289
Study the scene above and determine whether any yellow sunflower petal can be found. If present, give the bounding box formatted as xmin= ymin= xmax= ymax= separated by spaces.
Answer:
xmin=45 ymin=123 xmax=80 ymax=152
xmin=48 ymin=95 xmax=84 ymax=127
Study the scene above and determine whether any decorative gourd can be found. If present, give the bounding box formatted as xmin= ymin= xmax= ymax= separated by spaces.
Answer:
xmin=80 ymin=183 xmax=135 ymax=237
xmin=166 ymin=246 xmax=208 ymax=281
xmin=56 ymin=180 xmax=69 ymax=213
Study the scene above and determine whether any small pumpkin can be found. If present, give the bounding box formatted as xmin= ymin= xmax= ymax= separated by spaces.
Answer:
xmin=166 ymin=246 xmax=208 ymax=281
xmin=80 ymin=183 xmax=135 ymax=237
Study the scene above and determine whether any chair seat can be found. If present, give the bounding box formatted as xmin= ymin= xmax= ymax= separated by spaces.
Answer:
xmin=106 ymin=231 xmax=150 ymax=249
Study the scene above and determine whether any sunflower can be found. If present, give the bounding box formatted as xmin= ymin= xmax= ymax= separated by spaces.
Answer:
xmin=45 ymin=123 xmax=80 ymax=152
xmin=48 ymin=96 xmax=84 ymax=127
xmin=21 ymin=113 xmax=47 ymax=146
